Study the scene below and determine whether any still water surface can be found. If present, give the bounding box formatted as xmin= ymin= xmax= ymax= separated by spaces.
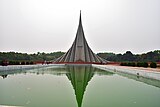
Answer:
xmin=0 ymin=65 xmax=160 ymax=107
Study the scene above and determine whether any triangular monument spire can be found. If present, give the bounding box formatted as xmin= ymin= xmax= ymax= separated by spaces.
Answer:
xmin=55 ymin=11 xmax=107 ymax=64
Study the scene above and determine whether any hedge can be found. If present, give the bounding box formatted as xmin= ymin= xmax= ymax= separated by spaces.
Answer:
xmin=150 ymin=62 xmax=157 ymax=68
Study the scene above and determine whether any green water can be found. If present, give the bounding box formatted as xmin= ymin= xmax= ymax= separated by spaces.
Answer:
xmin=0 ymin=65 xmax=160 ymax=107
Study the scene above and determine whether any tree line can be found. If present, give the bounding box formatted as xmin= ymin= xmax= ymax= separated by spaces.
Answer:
xmin=97 ymin=50 xmax=160 ymax=62
xmin=0 ymin=51 xmax=64 ymax=64
xmin=0 ymin=50 xmax=160 ymax=65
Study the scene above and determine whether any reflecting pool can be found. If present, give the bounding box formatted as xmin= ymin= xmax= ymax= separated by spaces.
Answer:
xmin=0 ymin=65 xmax=160 ymax=107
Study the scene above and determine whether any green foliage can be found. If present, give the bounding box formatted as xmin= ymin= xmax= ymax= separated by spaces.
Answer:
xmin=120 ymin=62 xmax=136 ymax=67
xmin=122 ymin=51 xmax=135 ymax=61
xmin=121 ymin=62 xmax=149 ymax=68
xmin=0 ymin=51 xmax=65 ymax=63
xmin=143 ymin=62 xmax=148 ymax=67
xmin=150 ymin=62 xmax=157 ymax=68
xmin=9 ymin=61 xmax=20 ymax=65
xmin=128 ymin=62 xmax=136 ymax=67
xmin=0 ymin=50 xmax=159 ymax=65
xmin=97 ymin=50 xmax=160 ymax=62
xmin=137 ymin=62 xmax=148 ymax=67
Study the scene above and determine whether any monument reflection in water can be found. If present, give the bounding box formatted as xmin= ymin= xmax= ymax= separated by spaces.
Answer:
xmin=66 ymin=65 xmax=112 ymax=107
xmin=66 ymin=65 xmax=94 ymax=107
xmin=0 ymin=66 xmax=160 ymax=107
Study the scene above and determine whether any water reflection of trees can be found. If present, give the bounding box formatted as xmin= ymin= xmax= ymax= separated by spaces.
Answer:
xmin=0 ymin=66 xmax=67 ymax=78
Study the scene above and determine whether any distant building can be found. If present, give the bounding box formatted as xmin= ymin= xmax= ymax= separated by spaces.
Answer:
xmin=55 ymin=11 xmax=107 ymax=64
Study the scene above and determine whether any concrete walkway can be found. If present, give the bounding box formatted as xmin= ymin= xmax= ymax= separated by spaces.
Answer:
xmin=1 ymin=64 xmax=160 ymax=81
xmin=92 ymin=64 xmax=160 ymax=81
xmin=0 ymin=64 xmax=64 ymax=71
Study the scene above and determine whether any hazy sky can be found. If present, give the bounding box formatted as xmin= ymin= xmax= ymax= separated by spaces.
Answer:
xmin=0 ymin=0 xmax=160 ymax=54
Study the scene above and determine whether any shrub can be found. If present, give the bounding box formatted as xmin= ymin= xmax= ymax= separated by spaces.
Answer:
xmin=150 ymin=62 xmax=157 ymax=68
xmin=9 ymin=61 xmax=15 ymax=65
xmin=128 ymin=62 xmax=136 ymax=67
xmin=21 ymin=61 xmax=25 ymax=65
xmin=30 ymin=61 xmax=34 ymax=65
xmin=137 ymin=62 xmax=148 ymax=67
xmin=120 ymin=62 xmax=136 ymax=67
xmin=15 ymin=61 xmax=20 ymax=65
xmin=26 ymin=62 xmax=30 ymax=65
xmin=137 ymin=62 xmax=142 ymax=67
xmin=120 ymin=62 xmax=127 ymax=66
xmin=1 ymin=60 xmax=8 ymax=66
xmin=143 ymin=62 xmax=148 ymax=67
xmin=8 ymin=61 xmax=20 ymax=65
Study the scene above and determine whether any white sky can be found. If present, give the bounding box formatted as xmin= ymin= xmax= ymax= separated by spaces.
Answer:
xmin=0 ymin=0 xmax=160 ymax=54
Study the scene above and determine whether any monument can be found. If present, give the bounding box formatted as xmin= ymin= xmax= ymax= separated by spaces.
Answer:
xmin=55 ymin=11 xmax=107 ymax=64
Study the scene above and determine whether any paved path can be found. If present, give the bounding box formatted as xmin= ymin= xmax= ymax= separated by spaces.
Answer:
xmin=0 ymin=64 xmax=64 ymax=71
xmin=92 ymin=64 xmax=160 ymax=81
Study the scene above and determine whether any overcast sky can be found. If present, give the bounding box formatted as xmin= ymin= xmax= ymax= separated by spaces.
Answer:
xmin=0 ymin=0 xmax=160 ymax=54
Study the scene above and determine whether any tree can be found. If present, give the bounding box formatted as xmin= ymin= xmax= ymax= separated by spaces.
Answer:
xmin=150 ymin=62 xmax=157 ymax=68
xmin=122 ymin=51 xmax=135 ymax=61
